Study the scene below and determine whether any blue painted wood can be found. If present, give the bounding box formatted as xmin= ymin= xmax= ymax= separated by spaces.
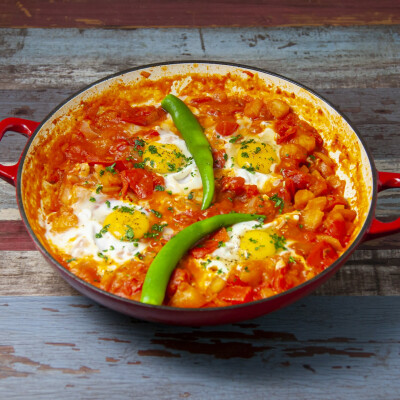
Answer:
xmin=1 ymin=296 xmax=399 ymax=399
xmin=0 ymin=26 xmax=399 ymax=91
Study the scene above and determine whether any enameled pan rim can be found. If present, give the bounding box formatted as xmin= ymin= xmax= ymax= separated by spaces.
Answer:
xmin=16 ymin=61 xmax=378 ymax=315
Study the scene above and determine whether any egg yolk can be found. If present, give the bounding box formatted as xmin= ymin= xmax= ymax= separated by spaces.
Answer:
xmin=103 ymin=209 xmax=149 ymax=240
xmin=143 ymin=143 xmax=187 ymax=174
xmin=240 ymin=230 xmax=276 ymax=260
xmin=236 ymin=142 xmax=277 ymax=174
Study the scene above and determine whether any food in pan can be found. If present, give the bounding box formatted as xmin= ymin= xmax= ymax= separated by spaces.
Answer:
xmin=32 ymin=71 xmax=360 ymax=308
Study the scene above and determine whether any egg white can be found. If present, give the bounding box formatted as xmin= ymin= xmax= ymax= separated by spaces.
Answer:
xmin=194 ymin=212 xmax=301 ymax=278
xmin=45 ymin=190 xmax=151 ymax=271
xmin=221 ymin=122 xmax=282 ymax=191
xmin=152 ymin=126 xmax=203 ymax=195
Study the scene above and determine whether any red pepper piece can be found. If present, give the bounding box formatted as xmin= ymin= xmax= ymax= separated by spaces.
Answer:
xmin=218 ymin=285 xmax=252 ymax=304
xmin=306 ymin=241 xmax=337 ymax=272
xmin=120 ymin=169 xmax=165 ymax=199
xmin=215 ymin=120 xmax=239 ymax=136
xmin=190 ymin=228 xmax=230 ymax=259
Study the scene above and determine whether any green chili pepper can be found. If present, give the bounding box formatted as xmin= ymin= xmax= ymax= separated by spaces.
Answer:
xmin=161 ymin=94 xmax=214 ymax=210
xmin=140 ymin=213 xmax=264 ymax=305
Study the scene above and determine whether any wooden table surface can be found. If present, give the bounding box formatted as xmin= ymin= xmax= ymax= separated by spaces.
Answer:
xmin=1 ymin=2 xmax=400 ymax=398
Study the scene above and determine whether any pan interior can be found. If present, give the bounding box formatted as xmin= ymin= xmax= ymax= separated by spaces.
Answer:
xmin=19 ymin=62 xmax=374 ymax=307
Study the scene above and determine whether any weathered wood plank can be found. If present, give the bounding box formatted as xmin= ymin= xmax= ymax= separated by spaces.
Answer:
xmin=0 ymin=296 xmax=399 ymax=399
xmin=1 ymin=0 xmax=399 ymax=28
xmin=0 ymin=249 xmax=399 ymax=297
xmin=0 ymin=27 xmax=399 ymax=90
xmin=1 ymin=87 xmax=400 ymax=162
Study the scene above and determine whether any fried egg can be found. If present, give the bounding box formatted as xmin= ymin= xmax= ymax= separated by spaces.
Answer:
xmin=45 ymin=190 xmax=153 ymax=272
xmin=145 ymin=127 xmax=203 ymax=195
xmin=222 ymin=122 xmax=281 ymax=191
xmin=194 ymin=212 xmax=302 ymax=279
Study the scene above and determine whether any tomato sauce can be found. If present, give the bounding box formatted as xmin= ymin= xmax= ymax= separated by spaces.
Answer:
xmin=32 ymin=72 xmax=359 ymax=308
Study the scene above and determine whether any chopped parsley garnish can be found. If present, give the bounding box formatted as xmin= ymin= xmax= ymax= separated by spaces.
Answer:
xmin=148 ymin=145 xmax=158 ymax=154
xmin=167 ymin=163 xmax=176 ymax=172
xmin=188 ymin=192 xmax=194 ymax=200
xmin=105 ymin=163 xmax=117 ymax=175
xmin=95 ymin=224 xmax=110 ymax=239
xmin=134 ymin=161 xmax=146 ymax=169
xmin=167 ymin=206 xmax=174 ymax=212
xmin=309 ymin=154 xmax=316 ymax=160
xmin=134 ymin=138 xmax=145 ymax=148
xmin=229 ymin=134 xmax=242 ymax=143
xmin=288 ymin=256 xmax=296 ymax=264
xmin=239 ymin=139 xmax=256 ymax=149
xmin=105 ymin=200 xmax=111 ymax=208
xmin=270 ymin=233 xmax=287 ymax=251
xmin=151 ymin=209 xmax=162 ymax=218
xmin=66 ymin=258 xmax=76 ymax=263
xmin=152 ymin=223 xmax=168 ymax=232
xmin=117 ymin=206 xmax=135 ymax=214
xmin=98 ymin=252 xmax=108 ymax=261
xmin=269 ymin=194 xmax=284 ymax=213
xmin=241 ymin=152 xmax=249 ymax=158
xmin=218 ymin=241 xmax=226 ymax=248
xmin=120 ymin=226 xmax=139 ymax=242
xmin=298 ymin=224 xmax=304 ymax=229
xmin=242 ymin=165 xmax=256 ymax=174
xmin=144 ymin=223 xmax=168 ymax=239
xmin=135 ymin=252 xmax=144 ymax=260
xmin=167 ymin=190 xmax=172 ymax=195
xmin=99 ymin=169 xmax=105 ymax=176
xmin=255 ymin=147 xmax=262 ymax=154
xmin=96 ymin=185 xmax=103 ymax=194
xmin=154 ymin=185 xmax=165 ymax=191
xmin=89 ymin=197 xmax=96 ymax=202
xmin=223 ymin=153 xmax=228 ymax=161
xmin=249 ymin=237 xmax=258 ymax=243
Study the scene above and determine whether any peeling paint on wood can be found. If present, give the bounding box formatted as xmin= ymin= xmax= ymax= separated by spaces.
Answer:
xmin=0 ymin=22 xmax=399 ymax=397
xmin=0 ymin=296 xmax=399 ymax=398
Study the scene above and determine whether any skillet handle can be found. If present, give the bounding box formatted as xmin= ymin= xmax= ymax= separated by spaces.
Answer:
xmin=364 ymin=171 xmax=400 ymax=240
xmin=0 ymin=117 xmax=39 ymax=186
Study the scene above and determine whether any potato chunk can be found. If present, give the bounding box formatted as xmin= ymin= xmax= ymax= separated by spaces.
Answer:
xmin=169 ymin=283 xmax=206 ymax=308
xmin=280 ymin=143 xmax=308 ymax=163
xmin=301 ymin=208 xmax=324 ymax=230
xmin=244 ymin=98 xmax=263 ymax=119
xmin=268 ymin=99 xmax=290 ymax=119
xmin=294 ymin=189 xmax=315 ymax=209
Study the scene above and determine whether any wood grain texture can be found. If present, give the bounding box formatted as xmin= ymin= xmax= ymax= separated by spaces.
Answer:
xmin=0 ymin=27 xmax=399 ymax=90
xmin=0 ymin=296 xmax=399 ymax=399
xmin=0 ymin=248 xmax=399 ymax=297
xmin=0 ymin=27 xmax=400 ymax=297
xmin=1 ymin=0 xmax=400 ymax=28
xmin=0 ymin=23 xmax=399 ymax=398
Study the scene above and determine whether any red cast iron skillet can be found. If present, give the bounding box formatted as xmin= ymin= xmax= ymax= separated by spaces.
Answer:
xmin=1 ymin=61 xmax=400 ymax=326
